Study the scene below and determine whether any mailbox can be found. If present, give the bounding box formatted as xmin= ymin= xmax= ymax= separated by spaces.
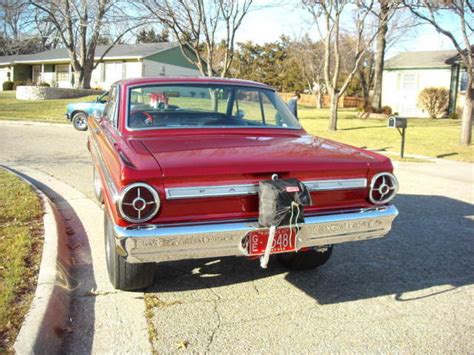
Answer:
xmin=388 ymin=116 xmax=407 ymax=129
xmin=387 ymin=116 xmax=408 ymax=158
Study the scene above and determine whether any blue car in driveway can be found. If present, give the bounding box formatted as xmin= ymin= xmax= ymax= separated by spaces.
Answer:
xmin=65 ymin=91 xmax=108 ymax=131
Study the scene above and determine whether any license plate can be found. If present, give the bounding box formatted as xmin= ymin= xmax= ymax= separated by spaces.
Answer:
xmin=246 ymin=227 xmax=296 ymax=256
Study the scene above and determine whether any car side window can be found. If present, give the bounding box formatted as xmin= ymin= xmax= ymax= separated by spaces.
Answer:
xmin=104 ymin=86 xmax=118 ymax=127
xmin=232 ymin=89 xmax=264 ymax=123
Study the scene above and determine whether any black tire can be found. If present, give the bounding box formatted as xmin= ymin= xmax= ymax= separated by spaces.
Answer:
xmin=104 ymin=212 xmax=155 ymax=290
xmin=72 ymin=111 xmax=88 ymax=131
xmin=93 ymin=166 xmax=103 ymax=204
xmin=277 ymin=246 xmax=333 ymax=271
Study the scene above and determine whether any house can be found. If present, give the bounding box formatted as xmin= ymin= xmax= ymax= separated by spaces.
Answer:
xmin=381 ymin=49 xmax=470 ymax=117
xmin=0 ymin=43 xmax=202 ymax=90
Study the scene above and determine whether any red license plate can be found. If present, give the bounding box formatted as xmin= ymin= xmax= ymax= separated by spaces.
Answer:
xmin=247 ymin=227 xmax=297 ymax=256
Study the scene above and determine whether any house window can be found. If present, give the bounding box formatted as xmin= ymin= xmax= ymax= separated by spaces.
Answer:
xmin=32 ymin=65 xmax=41 ymax=83
xmin=459 ymin=70 xmax=468 ymax=92
xmin=402 ymin=73 xmax=417 ymax=90
xmin=105 ymin=62 xmax=124 ymax=82
xmin=56 ymin=64 xmax=69 ymax=82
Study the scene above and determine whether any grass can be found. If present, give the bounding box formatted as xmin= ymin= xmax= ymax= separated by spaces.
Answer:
xmin=0 ymin=91 xmax=472 ymax=162
xmin=0 ymin=168 xmax=43 ymax=352
xmin=0 ymin=91 xmax=98 ymax=123
xmin=299 ymin=107 xmax=474 ymax=163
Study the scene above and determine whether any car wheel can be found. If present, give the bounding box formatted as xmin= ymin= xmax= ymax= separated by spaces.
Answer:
xmin=72 ymin=112 xmax=88 ymax=131
xmin=277 ymin=245 xmax=333 ymax=271
xmin=104 ymin=212 xmax=155 ymax=291
xmin=93 ymin=166 xmax=103 ymax=204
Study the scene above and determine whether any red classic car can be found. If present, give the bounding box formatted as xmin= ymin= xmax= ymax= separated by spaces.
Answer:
xmin=88 ymin=76 xmax=399 ymax=290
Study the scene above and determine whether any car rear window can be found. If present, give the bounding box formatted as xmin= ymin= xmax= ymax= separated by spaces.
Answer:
xmin=127 ymin=84 xmax=301 ymax=130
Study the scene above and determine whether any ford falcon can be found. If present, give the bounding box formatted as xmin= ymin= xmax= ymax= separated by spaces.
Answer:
xmin=88 ymin=76 xmax=399 ymax=290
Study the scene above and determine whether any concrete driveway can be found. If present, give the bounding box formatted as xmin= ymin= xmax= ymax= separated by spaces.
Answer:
xmin=1 ymin=120 xmax=473 ymax=353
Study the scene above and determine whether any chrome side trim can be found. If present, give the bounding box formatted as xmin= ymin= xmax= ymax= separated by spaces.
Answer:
xmin=165 ymin=178 xmax=367 ymax=200
xmin=113 ymin=204 xmax=398 ymax=263
xmin=304 ymin=178 xmax=367 ymax=191
xmin=90 ymin=136 xmax=120 ymax=201
xmin=165 ymin=184 xmax=258 ymax=200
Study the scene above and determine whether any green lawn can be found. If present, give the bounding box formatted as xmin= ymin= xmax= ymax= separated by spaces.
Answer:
xmin=299 ymin=107 xmax=474 ymax=163
xmin=0 ymin=168 xmax=43 ymax=352
xmin=0 ymin=91 xmax=97 ymax=123
xmin=0 ymin=91 xmax=472 ymax=162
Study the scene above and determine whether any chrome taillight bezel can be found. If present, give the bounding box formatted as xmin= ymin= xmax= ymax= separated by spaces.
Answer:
xmin=117 ymin=182 xmax=160 ymax=223
xmin=369 ymin=172 xmax=398 ymax=205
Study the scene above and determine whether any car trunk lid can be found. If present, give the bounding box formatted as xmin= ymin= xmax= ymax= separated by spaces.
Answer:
xmin=135 ymin=132 xmax=378 ymax=223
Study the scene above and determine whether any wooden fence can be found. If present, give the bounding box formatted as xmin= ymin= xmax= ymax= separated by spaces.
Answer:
xmin=279 ymin=92 xmax=364 ymax=108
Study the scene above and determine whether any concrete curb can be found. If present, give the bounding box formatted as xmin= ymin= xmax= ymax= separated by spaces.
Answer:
xmin=1 ymin=166 xmax=71 ymax=354
xmin=0 ymin=119 xmax=68 ymax=127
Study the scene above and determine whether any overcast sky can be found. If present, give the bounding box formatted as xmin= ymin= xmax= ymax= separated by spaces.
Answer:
xmin=233 ymin=2 xmax=463 ymax=58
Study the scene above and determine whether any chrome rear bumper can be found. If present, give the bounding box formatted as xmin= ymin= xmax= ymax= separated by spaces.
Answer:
xmin=113 ymin=205 xmax=399 ymax=263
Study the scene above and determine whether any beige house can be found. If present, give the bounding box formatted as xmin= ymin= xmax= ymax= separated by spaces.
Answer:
xmin=381 ymin=50 xmax=469 ymax=117
xmin=0 ymin=43 xmax=201 ymax=90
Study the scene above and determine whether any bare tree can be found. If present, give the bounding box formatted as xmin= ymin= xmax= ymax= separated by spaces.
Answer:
xmin=371 ymin=0 xmax=392 ymax=111
xmin=31 ymin=0 xmax=142 ymax=88
xmin=141 ymin=0 xmax=253 ymax=78
xmin=0 ymin=0 xmax=31 ymax=54
xmin=0 ymin=0 xmax=28 ymax=40
xmin=32 ymin=6 xmax=62 ymax=51
xmin=357 ymin=48 xmax=375 ymax=112
xmin=291 ymin=35 xmax=325 ymax=108
xmin=303 ymin=0 xmax=387 ymax=131
xmin=403 ymin=0 xmax=473 ymax=145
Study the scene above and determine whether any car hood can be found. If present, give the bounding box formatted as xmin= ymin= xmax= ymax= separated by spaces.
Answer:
xmin=136 ymin=132 xmax=384 ymax=179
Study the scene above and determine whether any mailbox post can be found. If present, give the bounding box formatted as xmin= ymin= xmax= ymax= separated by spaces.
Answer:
xmin=388 ymin=116 xmax=408 ymax=158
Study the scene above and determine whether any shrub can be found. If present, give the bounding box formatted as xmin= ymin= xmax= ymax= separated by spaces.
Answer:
xmin=362 ymin=105 xmax=374 ymax=113
xmin=380 ymin=105 xmax=392 ymax=115
xmin=37 ymin=82 xmax=50 ymax=87
xmin=417 ymin=87 xmax=449 ymax=118
xmin=2 ymin=81 xmax=13 ymax=91
xmin=447 ymin=112 xmax=459 ymax=120
xmin=13 ymin=80 xmax=26 ymax=90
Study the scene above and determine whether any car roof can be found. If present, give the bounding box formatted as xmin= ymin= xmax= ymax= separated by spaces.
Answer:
xmin=114 ymin=76 xmax=273 ymax=90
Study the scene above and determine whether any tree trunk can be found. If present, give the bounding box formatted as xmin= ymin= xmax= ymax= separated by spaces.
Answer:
xmin=209 ymin=89 xmax=218 ymax=111
xmin=80 ymin=67 xmax=92 ymax=89
xmin=328 ymin=92 xmax=339 ymax=131
xmin=358 ymin=69 xmax=370 ymax=110
xmin=461 ymin=86 xmax=473 ymax=145
xmin=372 ymin=1 xmax=389 ymax=111
xmin=315 ymin=87 xmax=323 ymax=109
xmin=72 ymin=62 xmax=82 ymax=89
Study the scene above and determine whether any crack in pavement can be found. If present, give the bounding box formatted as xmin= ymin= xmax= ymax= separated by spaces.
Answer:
xmin=206 ymin=298 xmax=223 ymax=352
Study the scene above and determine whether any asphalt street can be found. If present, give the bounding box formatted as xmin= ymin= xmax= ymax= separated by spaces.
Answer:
xmin=1 ymin=120 xmax=473 ymax=353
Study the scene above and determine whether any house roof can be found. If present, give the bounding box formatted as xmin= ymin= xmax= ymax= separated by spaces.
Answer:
xmin=0 ymin=43 xmax=176 ymax=65
xmin=445 ymin=45 xmax=474 ymax=64
xmin=384 ymin=50 xmax=458 ymax=69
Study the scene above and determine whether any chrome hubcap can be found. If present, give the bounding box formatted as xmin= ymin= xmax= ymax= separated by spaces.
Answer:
xmin=76 ymin=116 xmax=86 ymax=128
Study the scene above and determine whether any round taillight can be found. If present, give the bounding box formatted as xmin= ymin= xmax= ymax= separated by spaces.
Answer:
xmin=369 ymin=172 xmax=398 ymax=205
xmin=118 ymin=183 xmax=160 ymax=223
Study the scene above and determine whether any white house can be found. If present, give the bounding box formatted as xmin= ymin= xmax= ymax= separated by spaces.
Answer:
xmin=381 ymin=49 xmax=470 ymax=117
xmin=0 ymin=43 xmax=202 ymax=90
